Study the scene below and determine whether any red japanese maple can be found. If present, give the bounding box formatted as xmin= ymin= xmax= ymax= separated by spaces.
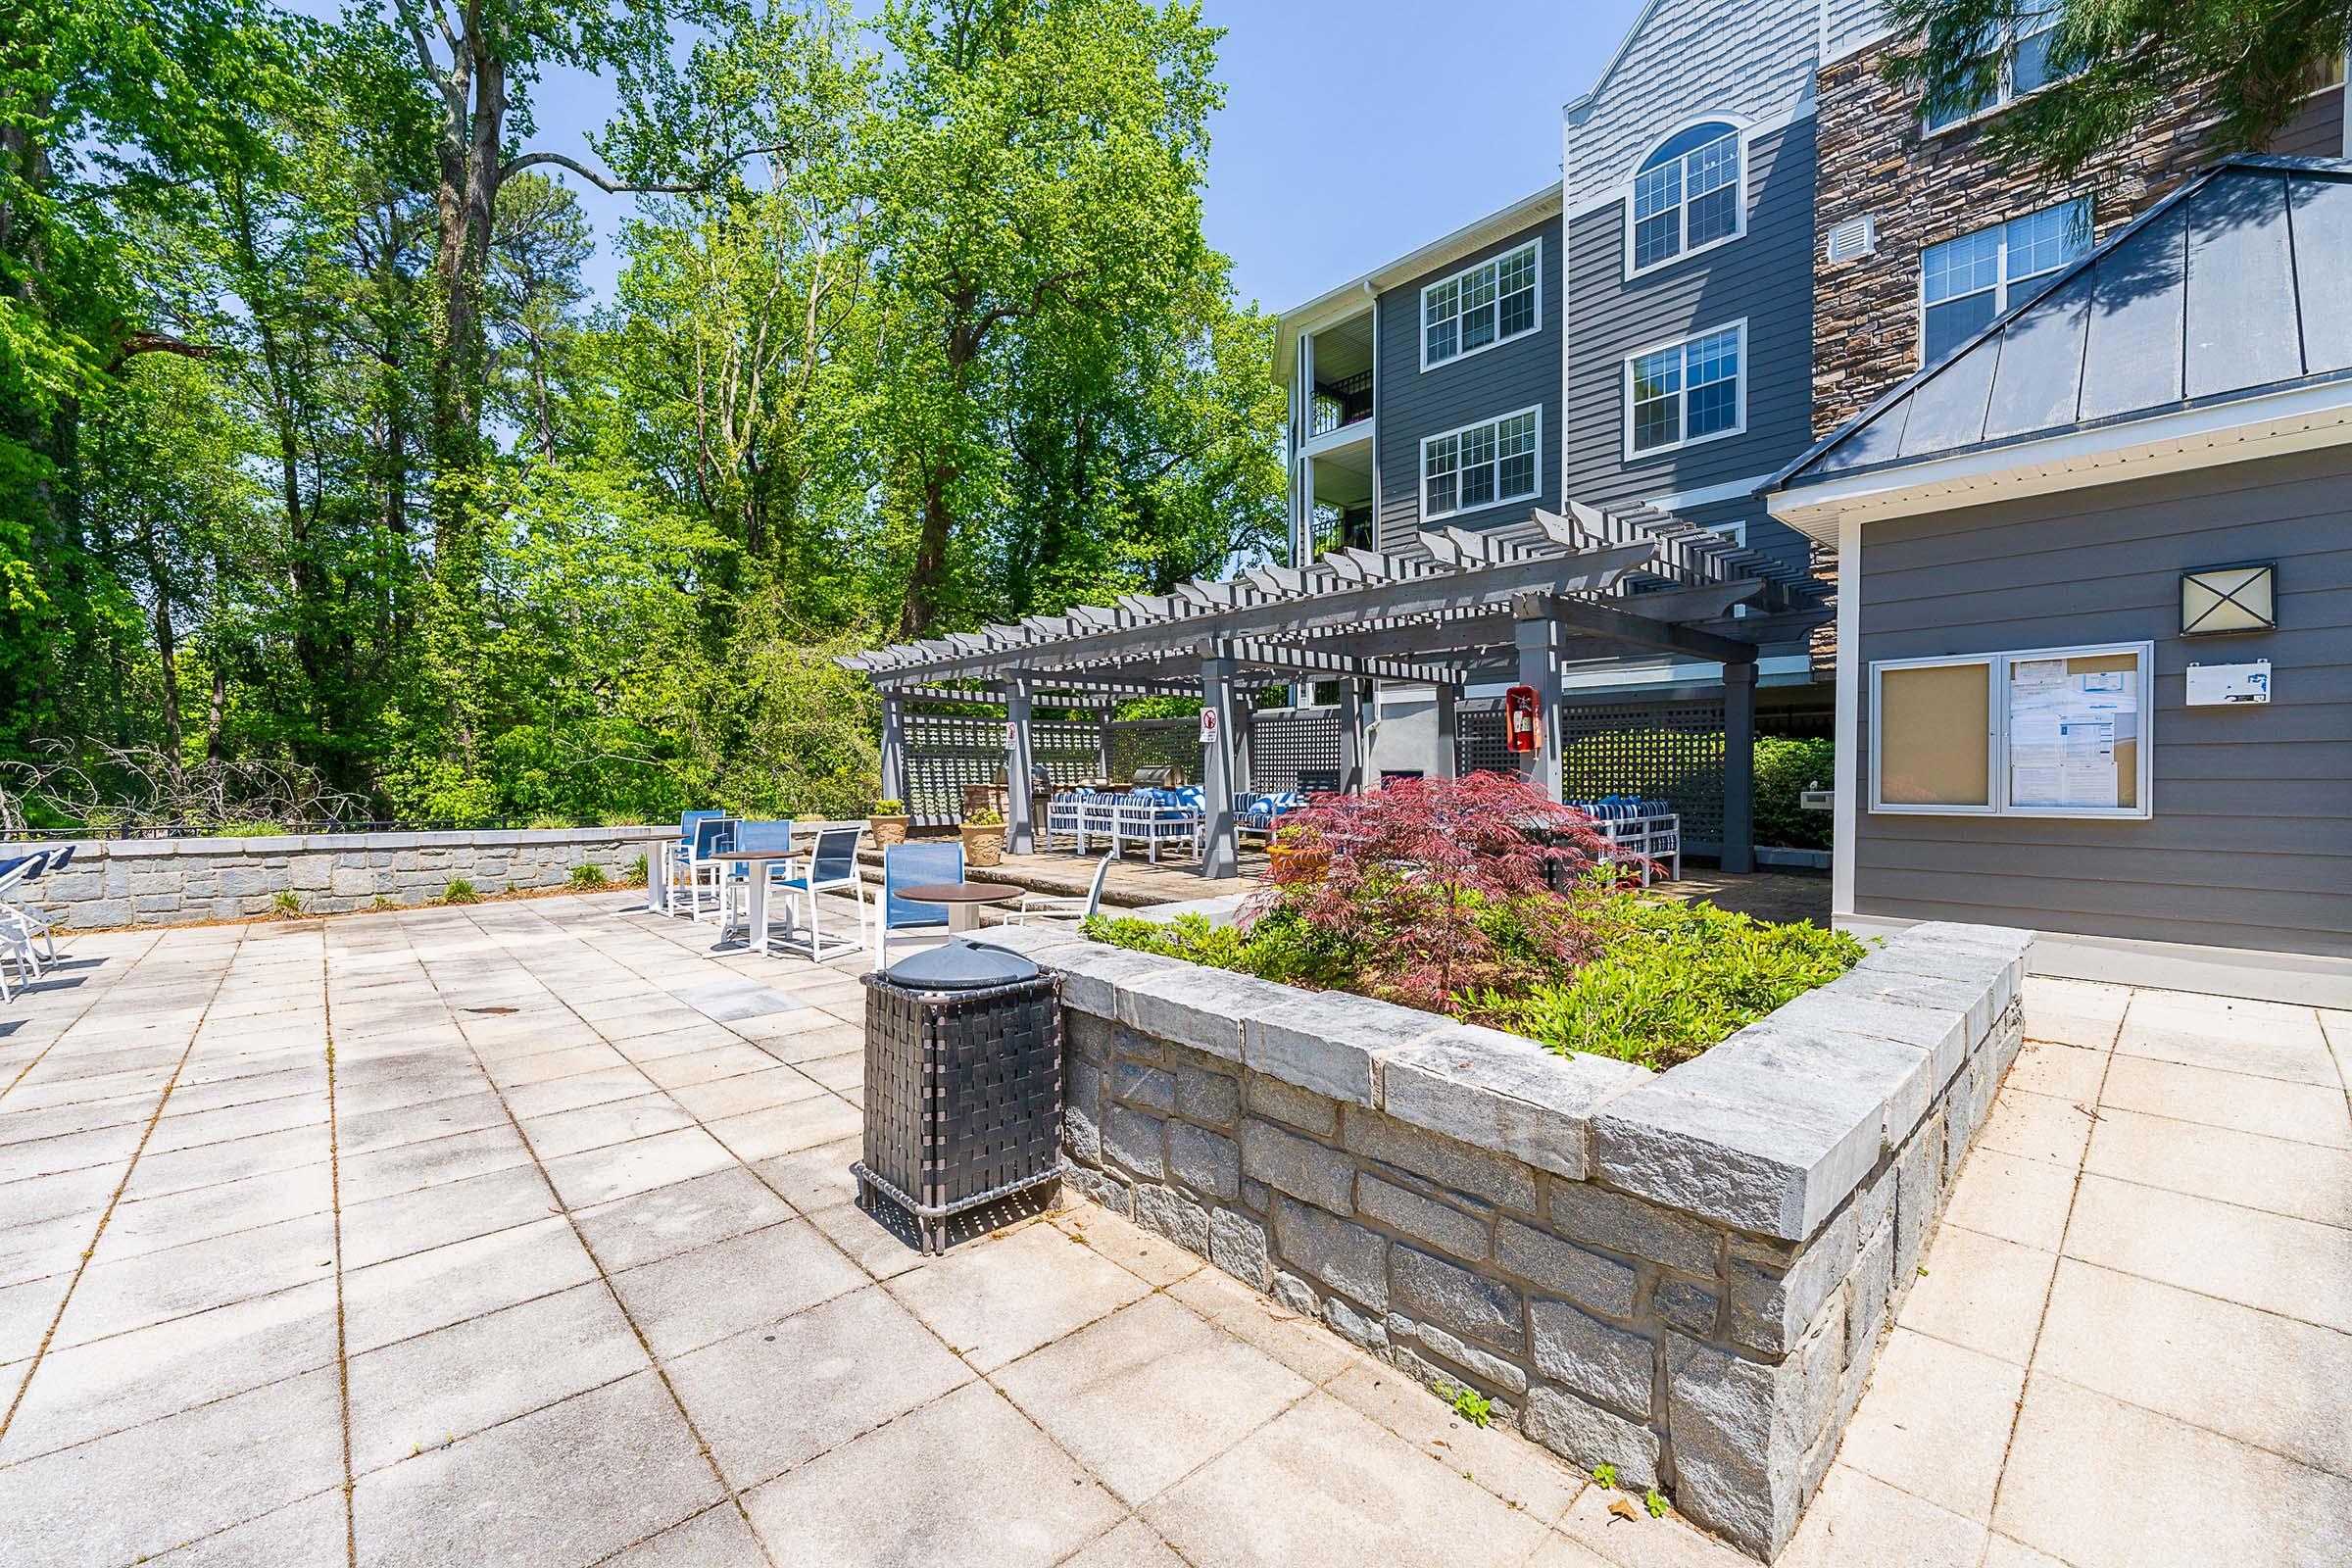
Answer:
xmin=1250 ymin=771 xmax=1615 ymax=1011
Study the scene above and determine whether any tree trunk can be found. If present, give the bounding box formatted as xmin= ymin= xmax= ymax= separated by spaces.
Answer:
xmin=139 ymin=515 xmax=184 ymax=783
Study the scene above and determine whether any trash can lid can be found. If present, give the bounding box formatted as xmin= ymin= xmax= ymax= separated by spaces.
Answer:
xmin=882 ymin=938 xmax=1041 ymax=990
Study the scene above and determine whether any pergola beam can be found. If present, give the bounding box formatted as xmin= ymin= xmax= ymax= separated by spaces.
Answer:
xmin=1226 ymin=639 xmax=1468 ymax=687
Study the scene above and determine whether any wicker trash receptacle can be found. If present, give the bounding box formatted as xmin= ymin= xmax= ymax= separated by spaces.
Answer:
xmin=853 ymin=939 xmax=1062 ymax=1254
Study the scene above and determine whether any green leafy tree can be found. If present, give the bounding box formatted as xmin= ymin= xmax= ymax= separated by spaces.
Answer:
xmin=1883 ymin=0 xmax=2352 ymax=173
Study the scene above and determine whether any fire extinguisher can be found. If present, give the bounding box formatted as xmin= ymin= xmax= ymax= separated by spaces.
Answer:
xmin=1504 ymin=684 xmax=1542 ymax=754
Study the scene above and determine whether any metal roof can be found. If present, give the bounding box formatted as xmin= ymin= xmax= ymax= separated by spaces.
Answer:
xmin=838 ymin=504 xmax=1825 ymax=700
xmin=1775 ymin=157 xmax=2352 ymax=492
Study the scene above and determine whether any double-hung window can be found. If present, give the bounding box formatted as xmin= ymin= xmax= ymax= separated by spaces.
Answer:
xmin=1422 ymin=241 xmax=1540 ymax=368
xmin=1920 ymin=199 xmax=2089 ymax=364
xmin=1422 ymin=407 xmax=1539 ymax=521
xmin=1626 ymin=322 xmax=1744 ymax=457
xmin=1630 ymin=122 xmax=1742 ymax=272
xmin=1925 ymin=5 xmax=2069 ymax=130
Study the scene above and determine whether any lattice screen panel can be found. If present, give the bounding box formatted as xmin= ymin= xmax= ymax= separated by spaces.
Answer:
xmin=1558 ymin=702 xmax=1728 ymax=848
xmin=1108 ymin=720 xmax=1198 ymax=784
xmin=1248 ymin=710 xmax=1341 ymax=795
xmin=1454 ymin=708 xmax=1512 ymax=777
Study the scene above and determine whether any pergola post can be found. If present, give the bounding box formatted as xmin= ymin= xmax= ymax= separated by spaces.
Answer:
xmin=1338 ymin=679 xmax=1367 ymax=793
xmin=1095 ymin=706 xmax=1115 ymax=782
xmin=880 ymin=693 xmax=907 ymax=806
xmin=1721 ymin=660 xmax=1757 ymax=875
xmin=1200 ymin=653 xmax=1241 ymax=878
xmin=1004 ymin=680 xmax=1036 ymax=855
xmin=1435 ymin=684 xmax=1459 ymax=779
xmin=1515 ymin=607 xmax=1565 ymax=802
xmin=1232 ymin=698 xmax=1256 ymax=795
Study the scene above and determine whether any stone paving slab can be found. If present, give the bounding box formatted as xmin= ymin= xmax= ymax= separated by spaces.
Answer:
xmin=1 ymin=897 xmax=2345 ymax=1568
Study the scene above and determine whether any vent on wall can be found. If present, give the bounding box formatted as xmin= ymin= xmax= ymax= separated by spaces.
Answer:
xmin=1826 ymin=216 xmax=1878 ymax=264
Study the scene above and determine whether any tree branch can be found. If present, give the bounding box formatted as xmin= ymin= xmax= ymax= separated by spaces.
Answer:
xmin=106 ymin=332 xmax=221 ymax=374
xmin=499 ymin=147 xmax=791 ymax=196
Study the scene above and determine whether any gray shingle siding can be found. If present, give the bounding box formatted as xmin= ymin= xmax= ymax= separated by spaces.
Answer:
xmin=1564 ymin=115 xmax=1821 ymax=582
xmin=1853 ymin=444 xmax=2352 ymax=957
xmin=1373 ymin=218 xmax=1565 ymax=551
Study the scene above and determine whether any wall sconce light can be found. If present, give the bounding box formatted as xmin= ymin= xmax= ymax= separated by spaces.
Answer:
xmin=2180 ymin=564 xmax=2276 ymax=636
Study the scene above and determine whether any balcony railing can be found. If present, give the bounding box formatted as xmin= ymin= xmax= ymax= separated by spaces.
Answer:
xmin=1308 ymin=369 xmax=1374 ymax=438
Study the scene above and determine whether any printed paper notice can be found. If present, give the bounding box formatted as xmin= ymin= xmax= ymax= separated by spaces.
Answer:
xmin=2008 ymin=660 xmax=2133 ymax=808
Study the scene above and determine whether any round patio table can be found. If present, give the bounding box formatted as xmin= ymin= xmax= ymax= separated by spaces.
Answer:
xmin=899 ymin=881 xmax=1023 ymax=934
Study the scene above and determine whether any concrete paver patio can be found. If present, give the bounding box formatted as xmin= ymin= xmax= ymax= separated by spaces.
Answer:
xmin=0 ymin=893 xmax=2345 ymax=1567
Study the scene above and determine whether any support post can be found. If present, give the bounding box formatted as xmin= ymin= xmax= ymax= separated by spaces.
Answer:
xmin=880 ymin=693 xmax=907 ymax=807
xmin=1721 ymin=660 xmax=1757 ymax=875
xmin=1337 ymin=679 xmax=1367 ymax=793
xmin=1095 ymin=706 xmax=1115 ymax=783
xmin=1233 ymin=696 xmax=1256 ymax=795
xmin=1514 ymin=605 xmax=1565 ymax=802
xmin=1200 ymin=654 xmax=1241 ymax=878
xmin=1004 ymin=681 xmax=1036 ymax=856
xmin=1435 ymin=685 xmax=1459 ymax=779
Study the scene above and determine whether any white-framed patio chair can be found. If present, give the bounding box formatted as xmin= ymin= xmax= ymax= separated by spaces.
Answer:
xmin=1004 ymin=853 xmax=1113 ymax=926
xmin=766 ymin=827 xmax=865 ymax=962
xmin=679 ymin=814 xmax=738 ymax=923
xmin=1109 ymin=791 xmax=1198 ymax=863
xmin=717 ymin=818 xmax=798 ymax=949
xmin=0 ymin=850 xmax=55 ymax=997
xmin=1045 ymin=790 xmax=1090 ymax=852
xmin=1078 ymin=791 xmax=1121 ymax=854
xmin=662 ymin=809 xmax=727 ymax=914
xmin=870 ymin=841 xmax=963 ymax=968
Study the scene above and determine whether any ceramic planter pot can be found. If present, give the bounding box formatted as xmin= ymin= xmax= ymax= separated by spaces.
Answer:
xmin=869 ymin=814 xmax=910 ymax=847
xmin=960 ymin=822 xmax=1006 ymax=867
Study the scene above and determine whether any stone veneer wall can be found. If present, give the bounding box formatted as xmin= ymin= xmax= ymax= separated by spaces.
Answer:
xmin=1 ymin=826 xmax=673 ymax=929
xmin=975 ymin=920 xmax=2031 ymax=1560
xmin=1813 ymin=40 xmax=2275 ymax=436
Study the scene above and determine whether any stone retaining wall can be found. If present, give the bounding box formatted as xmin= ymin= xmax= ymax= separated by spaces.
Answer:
xmin=1 ymin=826 xmax=672 ymax=929
xmin=975 ymin=919 xmax=2031 ymax=1560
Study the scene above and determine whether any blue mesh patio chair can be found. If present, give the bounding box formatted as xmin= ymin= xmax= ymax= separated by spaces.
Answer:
xmin=717 ymin=819 xmax=798 ymax=950
xmin=872 ymin=841 xmax=962 ymax=967
xmin=681 ymin=814 xmax=738 ymax=923
xmin=663 ymin=809 xmax=727 ymax=914
xmin=768 ymin=827 xmax=865 ymax=962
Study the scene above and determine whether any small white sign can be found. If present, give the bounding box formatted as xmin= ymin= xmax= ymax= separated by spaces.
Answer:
xmin=2185 ymin=660 xmax=2271 ymax=706
xmin=1198 ymin=707 xmax=1218 ymax=742
xmin=1003 ymin=721 xmax=1018 ymax=746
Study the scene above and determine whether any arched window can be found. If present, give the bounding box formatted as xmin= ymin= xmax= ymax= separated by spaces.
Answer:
xmin=1630 ymin=121 xmax=1742 ymax=272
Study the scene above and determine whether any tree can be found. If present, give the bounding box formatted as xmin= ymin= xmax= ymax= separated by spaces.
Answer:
xmin=1882 ymin=0 xmax=2352 ymax=173
xmin=866 ymin=0 xmax=1228 ymax=635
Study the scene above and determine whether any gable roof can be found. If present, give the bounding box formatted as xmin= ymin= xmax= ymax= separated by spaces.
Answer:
xmin=1772 ymin=157 xmax=2352 ymax=496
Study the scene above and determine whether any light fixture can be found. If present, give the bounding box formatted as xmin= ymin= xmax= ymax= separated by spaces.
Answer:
xmin=2180 ymin=564 xmax=2276 ymax=636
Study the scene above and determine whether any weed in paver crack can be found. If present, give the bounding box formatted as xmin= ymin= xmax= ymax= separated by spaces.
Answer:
xmin=1592 ymin=1463 xmax=1617 ymax=1488
xmin=441 ymin=877 xmax=480 ymax=905
xmin=1644 ymin=1489 xmax=1668 ymax=1518
xmin=1438 ymin=1380 xmax=1492 ymax=1428
xmin=272 ymin=890 xmax=304 ymax=918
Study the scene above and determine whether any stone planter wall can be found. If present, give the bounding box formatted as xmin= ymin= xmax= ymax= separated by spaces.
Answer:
xmin=974 ymin=920 xmax=2031 ymax=1560
xmin=1 ymin=826 xmax=673 ymax=929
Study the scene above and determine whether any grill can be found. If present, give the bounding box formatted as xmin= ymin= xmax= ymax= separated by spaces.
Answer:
xmin=853 ymin=940 xmax=1063 ymax=1254
xmin=1131 ymin=764 xmax=1183 ymax=789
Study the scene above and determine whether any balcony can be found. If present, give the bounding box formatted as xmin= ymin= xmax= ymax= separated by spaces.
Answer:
xmin=1310 ymin=369 xmax=1374 ymax=439
xmin=1298 ymin=311 xmax=1375 ymax=454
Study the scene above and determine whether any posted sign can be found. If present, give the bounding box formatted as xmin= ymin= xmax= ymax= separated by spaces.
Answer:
xmin=1199 ymin=707 xmax=1218 ymax=743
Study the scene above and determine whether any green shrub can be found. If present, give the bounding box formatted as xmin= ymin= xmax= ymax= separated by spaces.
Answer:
xmin=270 ymin=889 xmax=303 ymax=918
xmin=625 ymin=854 xmax=649 ymax=887
xmin=873 ymin=799 xmax=906 ymax=815
xmin=1465 ymin=896 xmax=1864 ymax=1070
xmin=568 ymin=862 xmax=609 ymax=889
xmin=440 ymin=877 xmax=480 ymax=905
xmin=1754 ymin=735 xmax=1835 ymax=851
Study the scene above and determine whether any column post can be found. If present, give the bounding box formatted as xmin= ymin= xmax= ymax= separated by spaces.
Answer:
xmin=1514 ymin=600 xmax=1565 ymax=802
xmin=879 ymin=693 xmax=907 ymax=807
xmin=1721 ymin=659 xmax=1758 ymax=875
xmin=1337 ymin=679 xmax=1367 ymax=793
xmin=1004 ymin=680 xmax=1036 ymax=855
xmin=1200 ymin=651 xmax=1241 ymax=879
xmin=1435 ymin=684 xmax=1459 ymax=779
xmin=1232 ymin=692 xmax=1256 ymax=796
xmin=1095 ymin=706 xmax=1115 ymax=783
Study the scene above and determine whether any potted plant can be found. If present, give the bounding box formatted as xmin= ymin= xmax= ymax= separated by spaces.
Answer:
xmin=960 ymin=808 xmax=1006 ymax=867
xmin=1264 ymin=820 xmax=1327 ymax=880
xmin=869 ymin=799 xmax=910 ymax=847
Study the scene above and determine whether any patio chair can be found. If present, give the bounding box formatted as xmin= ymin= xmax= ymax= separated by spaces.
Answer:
xmin=1004 ymin=852 xmax=1113 ymax=926
xmin=718 ymin=819 xmax=799 ymax=948
xmin=768 ymin=827 xmax=865 ymax=962
xmin=679 ymin=814 xmax=739 ymax=924
xmin=664 ymin=809 xmax=728 ymax=914
xmin=0 ymin=851 xmax=53 ymax=998
xmin=871 ymin=841 xmax=963 ymax=966
xmin=1045 ymin=789 xmax=1092 ymax=852
xmin=1108 ymin=791 xmax=1198 ymax=863
xmin=1078 ymin=791 xmax=1121 ymax=854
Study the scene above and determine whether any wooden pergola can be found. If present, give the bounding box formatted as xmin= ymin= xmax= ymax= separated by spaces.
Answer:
xmin=840 ymin=503 xmax=1825 ymax=878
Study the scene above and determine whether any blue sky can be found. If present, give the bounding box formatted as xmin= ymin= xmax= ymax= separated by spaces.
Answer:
xmin=309 ymin=1 xmax=1650 ymax=313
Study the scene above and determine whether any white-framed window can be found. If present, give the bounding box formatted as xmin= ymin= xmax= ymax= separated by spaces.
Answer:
xmin=1628 ymin=120 xmax=1744 ymax=274
xmin=1422 ymin=240 xmax=1540 ymax=370
xmin=1421 ymin=406 xmax=1541 ymax=521
xmin=1870 ymin=641 xmax=2152 ymax=819
xmin=1920 ymin=199 xmax=2090 ymax=365
xmin=1625 ymin=320 xmax=1745 ymax=459
xmin=1925 ymin=5 xmax=2069 ymax=131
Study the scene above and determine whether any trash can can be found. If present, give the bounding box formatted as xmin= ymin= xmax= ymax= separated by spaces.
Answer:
xmin=853 ymin=939 xmax=1062 ymax=1254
